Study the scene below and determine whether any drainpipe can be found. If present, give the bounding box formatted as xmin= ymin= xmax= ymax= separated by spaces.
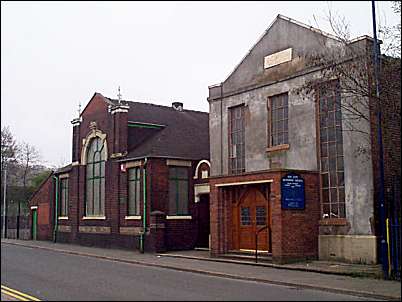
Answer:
xmin=140 ymin=157 xmax=148 ymax=253
xmin=53 ymin=175 xmax=59 ymax=243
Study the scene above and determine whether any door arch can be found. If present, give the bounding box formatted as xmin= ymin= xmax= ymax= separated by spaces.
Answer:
xmin=232 ymin=186 xmax=270 ymax=251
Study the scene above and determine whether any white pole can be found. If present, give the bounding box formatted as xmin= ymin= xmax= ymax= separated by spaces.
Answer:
xmin=2 ymin=166 xmax=7 ymax=238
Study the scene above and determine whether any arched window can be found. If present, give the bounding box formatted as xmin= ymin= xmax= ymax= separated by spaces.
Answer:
xmin=86 ymin=137 xmax=106 ymax=216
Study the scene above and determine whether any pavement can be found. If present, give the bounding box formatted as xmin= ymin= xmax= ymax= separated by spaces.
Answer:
xmin=1 ymin=239 xmax=401 ymax=301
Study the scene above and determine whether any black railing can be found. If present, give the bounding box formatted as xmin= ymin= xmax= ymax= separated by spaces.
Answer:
xmin=255 ymin=225 xmax=269 ymax=263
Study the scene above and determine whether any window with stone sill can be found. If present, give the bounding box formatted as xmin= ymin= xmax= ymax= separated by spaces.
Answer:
xmin=59 ymin=178 xmax=69 ymax=217
xmin=168 ymin=167 xmax=189 ymax=215
xmin=229 ymin=104 xmax=245 ymax=175
xmin=268 ymin=93 xmax=289 ymax=148
xmin=127 ymin=167 xmax=141 ymax=216
xmin=85 ymin=137 xmax=106 ymax=217
xmin=317 ymin=80 xmax=346 ymax=219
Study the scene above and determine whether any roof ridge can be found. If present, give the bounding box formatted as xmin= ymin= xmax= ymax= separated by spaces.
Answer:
xmin=106 ymin=97 xmax=208 ymax=115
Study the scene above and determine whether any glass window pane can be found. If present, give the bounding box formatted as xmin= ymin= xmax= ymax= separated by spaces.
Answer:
xmin=329 ymin=158 xmax=336 ymax=173
xmin=329 ymin=143 xmax=336 ymax=158
xmin=93 ymin=179 xmax=100 ymax=215
xmin=272 ymin=121 xmax=277 ymax=134
xmin=339 ymin=203 xmax=346 ymax=217
xmin=169 ymin=181 xmax=177 ymax=215
xmin=100 ymin=178 xmax=105 ymax=216
xmin=337 ymin=156 xmax=344 ymax=171
xmin=241 ymin=207 xmax=251 ymax=225
xmin=321 ymin=173 xmax=329 ymax=188
xmin=86 ymin=180 xmax=93 ymax=215
xmin=128 ymin=168 xmax=135 ymax=180
xmin=322 ymin=189 xmax=329 ymax=203
xmin=176 ymin=167 xmax=188 ymax=179
xmin=277 ymin=108 xmax=284 ymax=120
xmin=321 ymin=157 xmax=328 ymax=171
xmin=339 ymin=187 xmax=345 ymax=203
xmin=335 ymin=110 xmax=342 ymax=124
xmin=320 ymin=98 xmax=327 ymax=112
xmin=331 ymin=203 xmax=339 ymax=217
xmin=178 ymin=180 xmax=188 ymax=215
xmin=86 ymin=163 xmax=93 ymax=179
xmin=330 ymin=188 xmax=337 ymax=203
xmin=336 ymin=127 xmax=343 ymax=143
xmin=336 ymin=142 xmax=343 ymax=155
xmin=320 ymin=128 xmax=327 ymax=142
xmin=278 ymin=120 xmax=284 ymax=133
xmin=328 ymin=127 xmax=336 ymax=142
xmin=320 ymin=115 xmax=328 ymax=128
xmin=330 ymin=170 xmax=337 ymax=187
xmin=321 ymin=143 xmax=328 ymax=157
xmin=128 ymin=180 xmax=136 ymax=215
xmin=169 ymin=167 xmax=177 ymax=178
xmin=283 ymin=132 xmax=288 ymax=144
xmin=323 ymin=203 xmax=330 ymax=215
xmin=94 ymin=162 xmax=100 ymax=178
xmin=256 ymin=206 xmax=266 ymax=225
xmin=328 ymin=111 xmax=335 ymax=126
xmin=327 ymin=96 xmax=334 ymax=110
xmin=338 ymin=172 xmax=344 ymax=186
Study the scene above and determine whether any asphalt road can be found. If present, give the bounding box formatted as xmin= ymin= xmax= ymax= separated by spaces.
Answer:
xmin=1 ymin=244 xmax=378 ymax=301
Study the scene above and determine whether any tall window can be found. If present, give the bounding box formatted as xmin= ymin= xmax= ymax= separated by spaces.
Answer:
xmin=229 ymin=105 xmax=245 ymax=174
xmin=268 ymin=93 xmax=289 ymax=147
xmin=128 ymin=167 xmax=141 ymax=216
xmin=169 ymin=167 xmax=189 ymax=215
xmin=59 ymin=178 xmax=69 ymax=217
xmin=86 ymin=137 xmax=106 ymax=216
xmin=318 ymin=80 xmax=345 ymax=218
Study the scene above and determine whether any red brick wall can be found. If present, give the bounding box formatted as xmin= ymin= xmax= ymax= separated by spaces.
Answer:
xmin=29 ymin=176 xmax=54 ymax=241
xmin=55 ymin=94 xmax=204 ymax=251
xmin=209 ymin=170 xmax=319 ymax=263
xmin=369 ymin=57 xmax=401 ymax=259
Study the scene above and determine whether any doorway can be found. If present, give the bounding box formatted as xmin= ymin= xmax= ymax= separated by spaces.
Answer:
xmin=232 ymin=186 xmax=270 ymax=251
xmin=196 ymin=194 xmax=210 ymax=248
xmin=32 ymin=209 xmax=37 ymax=240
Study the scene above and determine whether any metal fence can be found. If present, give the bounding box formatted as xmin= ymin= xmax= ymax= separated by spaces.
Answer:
xmin=1 ymin=215 xmax=31 ymax=240
xmin=386 ymin=177 xmax=401 ymax=280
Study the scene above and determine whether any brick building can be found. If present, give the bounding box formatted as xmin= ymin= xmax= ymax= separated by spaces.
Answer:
xmin=28 ymin=172 xmax=54 ymax=241
xmin=207 ymin=15 xmax=400 ymax=264
xmin=29 ymin=93 xmax=210 ymax=252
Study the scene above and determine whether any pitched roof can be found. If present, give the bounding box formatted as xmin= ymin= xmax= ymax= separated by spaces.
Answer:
xmin=106 ymin=97 xmax=210 ymax=161
xmin=217 ymin=14 xmax=372 ymax=86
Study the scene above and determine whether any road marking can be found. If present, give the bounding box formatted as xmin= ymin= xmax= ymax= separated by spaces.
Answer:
xmin=1 ymin=285 xmax=41 ymax=301
xmin=2 ymin=289 xmax=29 ymax=301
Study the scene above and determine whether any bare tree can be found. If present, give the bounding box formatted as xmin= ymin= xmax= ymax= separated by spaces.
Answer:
xmin=295 ymin=5 xmax=401 ymax=155
xmin=379 ymin=1 xmax=401 ymax=58
xmin=19 ymin=142 xmax=41 ymax=189
xmin=1 ymin=126 xmax=19 ymax=173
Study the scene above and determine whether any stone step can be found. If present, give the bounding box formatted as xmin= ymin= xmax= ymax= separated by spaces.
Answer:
xmin=219 ymin=251 xmax=273 ymax=263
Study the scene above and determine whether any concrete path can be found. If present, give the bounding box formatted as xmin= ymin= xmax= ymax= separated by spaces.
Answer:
xmin=2 ymin=239 xmax=400 ymax=301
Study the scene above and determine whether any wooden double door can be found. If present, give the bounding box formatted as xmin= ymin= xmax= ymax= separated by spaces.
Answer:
xmin=232 ymin=187 xmax=270 ymax=251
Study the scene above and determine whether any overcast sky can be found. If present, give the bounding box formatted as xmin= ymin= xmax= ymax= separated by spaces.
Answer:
xmin=1 ymin=1 xmax=399 ymax=168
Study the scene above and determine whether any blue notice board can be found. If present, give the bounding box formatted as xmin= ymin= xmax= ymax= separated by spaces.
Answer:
xmin=281 ymin=173 xmax=305 ymax=210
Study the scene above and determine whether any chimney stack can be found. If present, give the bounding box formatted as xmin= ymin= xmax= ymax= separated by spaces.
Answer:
xmin=172 ymin=102 xmax=183 ymax=112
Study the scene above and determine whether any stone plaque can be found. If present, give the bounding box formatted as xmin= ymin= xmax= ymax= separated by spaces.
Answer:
xmin=264 ymin=48 xmax=292 ymax=69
